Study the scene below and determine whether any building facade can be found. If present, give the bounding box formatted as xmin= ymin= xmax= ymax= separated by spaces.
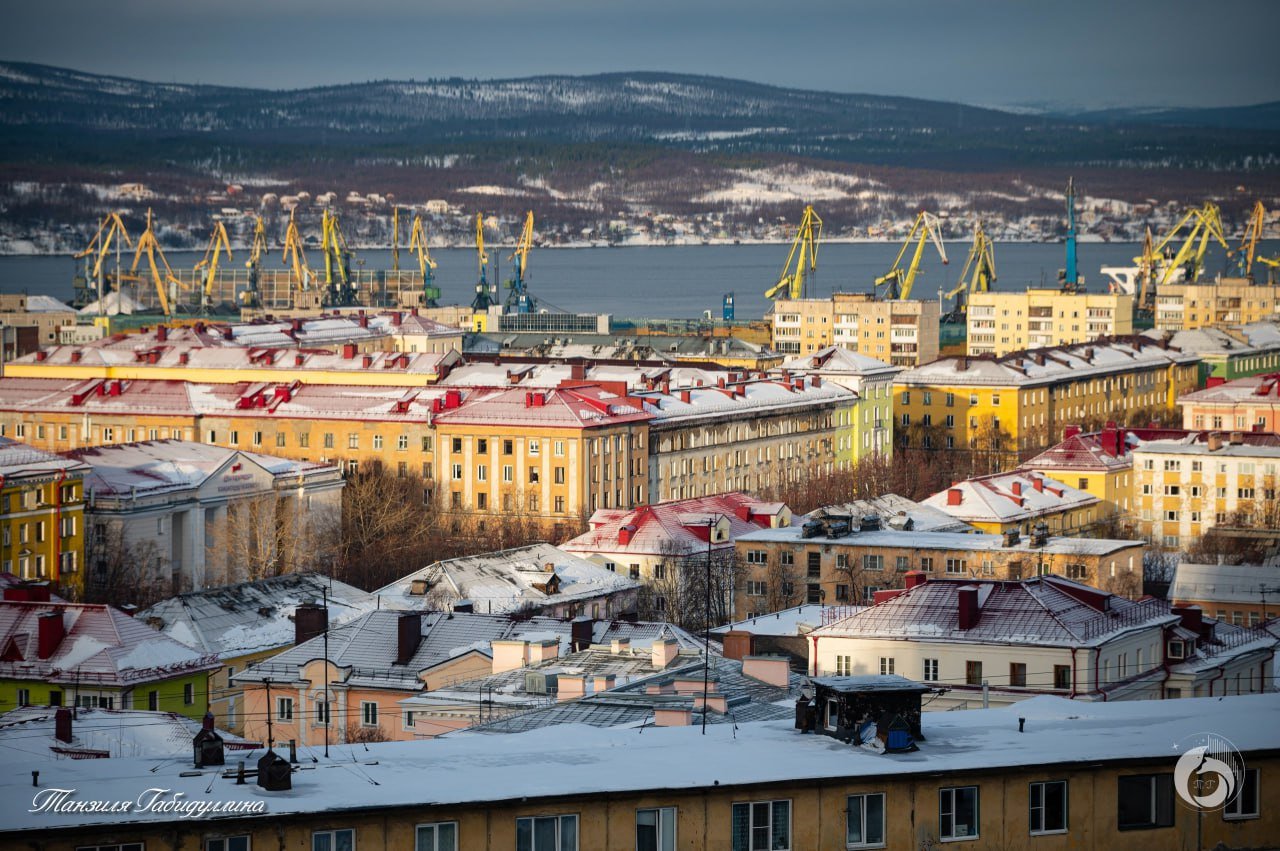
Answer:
xmin=0 ymin=439 xmax=88 ymax=599
xmin=921 ymin=470 xmax=1102 ymax=535
xmin=1179 ymin=372 xmax=1280 ymax=432
xmin=776 ymin=346 xmax=898 ymax=460
xmin=967 ymin=289 xmax=1134 ymax=356
xmin=1155 ymin=279 xmax=1280 ymax=331
xmin=771 ymin=292 xmax=940 ymax=367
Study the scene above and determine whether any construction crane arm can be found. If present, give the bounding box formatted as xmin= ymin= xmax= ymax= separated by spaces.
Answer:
xmin=129 ymin=209 xmax=181 ymax=316
xmin=476 ymin=213 xmax=489 ymax=276
xmin=946 ymin=224 xmax=995 ymax=304
xmin=281 ymin=211 xmax=312 ymax=293
xmin=765 ymin=205 xmax=822 ymax=301
xmin=193 ymin=221 xmax=234 ymax=306
xmin=408 ymin=214 xmax=438 ymax=276
xmin=508 ymin=211 xmax=534 ymax=281
xmin=877 ymin=211 xmax=948 ymax=300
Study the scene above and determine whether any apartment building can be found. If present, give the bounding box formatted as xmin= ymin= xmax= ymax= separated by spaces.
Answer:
xmin=0 ymin=294 xmax=77 ymax=349
xmin=639 ymin=375 xmax=857 ymax=500
xmin=1146 ymin=322 xmax=1280 ymax=380
xmin=1170 ymin=561 xmax=1280 ymax=627
xmin=0 ymin=438 xmax=88 ymax=599
xmin=921 ymin=470 xmax=1101 ymax=535
xmin=893 ymin=338 xmax=1200 ymax=460
xmin=770 ymin=292 xmax=940 ymax=367
xmin=776 ymin=345 xmax=898 ymax=459
xmin=1132 ymin=430 xmax=1280 ymax=548
xmin=966 ymin=289 xmax=1133 ymax=356
xmin=809 ymin=574 xmax=1276 ymax=706
xmin=734 ymin=514 xmax=1145 ymax=613
xmin=1179 ymin=371 xmax=1280 ymax=432
xmin=14 ymin=693 xmax=1278 ymax=851
xmin=1155 ymin=279 xmax=1280 ymax=331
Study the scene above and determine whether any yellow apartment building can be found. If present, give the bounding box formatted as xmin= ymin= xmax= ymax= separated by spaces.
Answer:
xmin=1020 ymin=424 xmax=1141 ymax=520
xmin=967 ymin=288 xmax=1133 ymax=356
xmin=1155 ymin=278 xmax=1280 ymax=331
xmin=14 ymin=693 xmax=1276 ymax=851
xmin=0 ymin=439 xmax=88 ymax=599
xmin=770 ymin=292 xmax=940 ymax=366
xmin=1132 ymin=431 xmax=1280 ymax=548
xmin=920 ymin=469 xmax=1102 ymax=535
xmin=893 ymin=339 xmax=1201 ymax=462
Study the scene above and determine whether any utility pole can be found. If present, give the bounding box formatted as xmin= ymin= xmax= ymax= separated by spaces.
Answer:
xmin=264 ymin=678 xmax=274 ymax=751
xmin=323 ymin=587 xmax=330 ymax=759
xmin=702 ymin=515 xmax=719 ymax=735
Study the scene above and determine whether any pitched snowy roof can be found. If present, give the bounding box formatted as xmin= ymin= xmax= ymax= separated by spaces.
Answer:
xmin=736 ymin=525 xmax=1138 ymax=557
xmin=433 ymin=385 xmax=651 ymax=428
xmin=710 ymin=604 xmax=843 ymax=637
xmin=563 ymin=492 xmax=795 ymax=557
xmin=375 ymin=544 xmax=640 ymax=614
xmin=779 ymin=345 xmax=900 ymax=377
xmin=1144 ymin=322 xmax=1280 ymax=357
xmin=922 ymin=470 xmax=1098 ymax=523
xmin=1179 ymin=372 xmax=1280 ymax=405
xmin=1170 ymin=562 xmax=1280 ymax=607
xmin=0 ymin=601 xmax=220 ymax=686
xmin=66 ymin=439 xmax=338 ymax=498
xmin=138 ymin=573 xmax=375 ymax=659
xmin=812 ymin=575 xmax=1176 ymax=647
xmin=0 ymin=437 xmax=89 ymax=480
xmin=0 ymin=707 xmax=258 ymax=761
xmin=2 ymin=693 xmax=1276 ymax=834
xmin=637 ymin=377 xmax=855 ymax=424
xmin=810 ymin=494 xmax=975 ymax=533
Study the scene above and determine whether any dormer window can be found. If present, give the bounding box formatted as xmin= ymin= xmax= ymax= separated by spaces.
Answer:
xmin=1167 ymin=640 xmax=1185 ymax=660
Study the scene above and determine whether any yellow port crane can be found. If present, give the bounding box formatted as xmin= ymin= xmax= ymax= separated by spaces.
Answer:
xmin=876 ymin=211 xmax=948 ymax=300
xmin=764 ymin=205 xmax=822 ymax=301
xmin=1134 ymin=227 xmax=1159 ymax=314
xmin=391 ymin=207 xmax=402 ymax=273
xmin=408 ymin=213 xmax=441 ymax=307
xmin=241 ymin=215 xmax=269 ymax=307
xmin=130 ymin=209 xmax=184 ymax=317
xmin=505 ymin=211 xmax=537 ymax=313
xmin=74 ymin=212 xmax=134 ymax=307
xmin=281 ymin=210 xmax=313 ymax=297
xmin=471 ymin=213 xmax=495 ymax=312
xmin=320 ymin=209 xmax=357 ymax=307
xmin=193 ymin=221 xmax=234 ymax=312
xmin=944 ymin=222 xmax=995 ymax=321
xmin=1233 ymin=201 xmax=1268 ymax=279
xmin=1158 ymin=202 xmax=1228 ymax=286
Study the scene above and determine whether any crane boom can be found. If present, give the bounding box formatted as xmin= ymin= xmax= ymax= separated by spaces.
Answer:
xmin=1160 ymin=203 xmax=1227 ymax=286
xmin=944 ymin=222 xmax=995 ymax=320
xmin=242 ymin=215 xmax=268 ymax=307
xmin=875 ymin=211 xmax=948 ymax=300
xmin=505 ymin=211 xmax=537 ymax=313
xmin=471 ymin=213 xmax=495 ymax=312
xmin=130 ymin=209 xmax=182 ymax=316
xmin=76 ymin=213 xmax=134 ymax=283
xmin=764 ymin=205 xmax=822 ymax=301
xmin=408 ymin=213 xmax=440 ymax=307
xmin=281 ymin=210 xmax=312 ymax=295
xmin=193 ymin=221 xmax=234 ymax=311
xmin=1234 ymin=201 xmax=1267 ymax=279
xmin=321 ymin=209 xmax=357 ymax=306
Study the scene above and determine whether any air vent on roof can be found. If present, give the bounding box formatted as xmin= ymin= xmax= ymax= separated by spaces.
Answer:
xmin=525 ymin=671 xmax=558 ymax=694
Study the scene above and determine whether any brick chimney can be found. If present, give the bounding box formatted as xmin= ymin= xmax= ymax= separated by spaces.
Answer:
xmin=54 ymin=707 xmax=72 ymax=743
xmin=491 ymin=639 xmax=530 ymax=673
xmin=592 ymin=674 xmax=616 ymax=692
xmin=1011 ymin=481 xmax=1022 ymax=496
xmin=610 ymin=638 xmax=631 ymax=655
xmin=557 ymin=673 xmax=586 ymax=701
xmin=1063 ymin=425 xmax=1081 ymax=439
xmin=721 ymin=630 xmax=752 ymax=660
xmin=1032 ymin=476 xmax=1044 ymax=492
xmin=294 ymin=603 xmax=327 ymax=645
xmin=653 ymin=705 xmax=693 ymax=727
xmin=947 ymin=488 xmax=963 ymax=506
xmin=342 ymin=343 xmax=357 ymax=359
xmin=904 ymin=570 xmax=928 ymax=589
xmin=37 ymin=610 xmax=65 ymax=660
xmin=527 ymin=638 xmax=559 ymax=665
xmin=957 ymin=586 xmax=981 ymax=630
xmin=156 ymin=325 xmax=168 ymax=342
xmin=651 ymin=636 xmax=680 ymax=668
xmin=1172 ymin=604 xmax=1203 ymax=634
xmin=395 ymin=612 xmax=422 ymax=665
xmin=618 ymin=524 xmax=636 ymax=545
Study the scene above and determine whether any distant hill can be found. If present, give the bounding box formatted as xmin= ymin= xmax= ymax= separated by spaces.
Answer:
xmin=2 ymin=62 xmax=1277 ymax=171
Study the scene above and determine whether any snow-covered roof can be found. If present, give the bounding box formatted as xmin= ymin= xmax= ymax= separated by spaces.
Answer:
xmin=0 ymin=437 xmax=90 ymax=480
xmin=0 ymin=707 xmax=258 ymax=761
xmin=1144 ymin=322 xmax=1280 ymax=358
xmin=1170 ymin=562 xmax=1280 ymax=607
xmin=138 ymin=573 xmax=376 ymax=659
xmin=2 ymin=693 xmax=1275 ymax=833
xmin=1178 ymin=372 xmax=1280 ymax=405
xmin=735 ymin=525 xmax=1138 ymax=557
xmin=0 ymin=601 xmax=220 ymax=686
xmin=21 ymin=295 xmax=74 ymax=314
xmin=922 ymin=471 xmax=1098 ymax=524
xmin=433 ymin=385 xmax=651 ymax=428
xmin=895 ymin=338 xmax=1198 ymax=388
xmin=813 ymin=575 xmax=1177 ymax=647
xmin=1132 ymin=434 xmax=1280 ymax=460
xmin=710 ymin=604 xmax=846 ymax=638
xmin=563 ymin=492 xmax=795 ymax=557
xmin=809 ymin=494 xmax=975 ymax=534
xmin=66 ymin=439 xmax=339 ymax=499
xmin=637 ymin=377 xmax=855 ymax=425
xmin=778 ymin=345 xmax=900 ymax=378
xmin=375 ymin=544 xmax=640 ymax=614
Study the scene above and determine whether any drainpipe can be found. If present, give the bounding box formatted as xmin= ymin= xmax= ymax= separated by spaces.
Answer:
xmin=810 ymin=635 xmax=819 ymax=676
xmin=1068 ymin=647 xmax=1079 ymax=698
xmin=1092 ymin=647 xmax=1107 ymax=702
xmin=53 ymin=469 xmax=66 ymax=593
xmin=1208 ymin=665 xmax=1226 ymax=697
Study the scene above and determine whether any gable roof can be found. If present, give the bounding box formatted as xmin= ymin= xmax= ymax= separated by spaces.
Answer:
xmin=922 ymin=470 xmax=1098 ymax=523
xmin=563 ymin=492 xmax=794 ymax=557
xmin=433 ymin=385 xmax=651 ymax=428
xmin=0 ymin=437 xmax=89 ymax=480
xmin=1170 ymin=562 xmax=1280 ymax=607
xmin=138 ymin=573 xmax=375 ymax=659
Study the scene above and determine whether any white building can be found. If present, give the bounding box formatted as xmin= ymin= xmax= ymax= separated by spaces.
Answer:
xmin=69 ymin=440 xmax=343 ymax=591
xmin=809 ymin=573 xmax=1276 ymax=710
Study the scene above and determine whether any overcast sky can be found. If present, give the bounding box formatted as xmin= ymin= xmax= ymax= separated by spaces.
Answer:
xmin=7 ymin=0 xmax=1279 ymax=109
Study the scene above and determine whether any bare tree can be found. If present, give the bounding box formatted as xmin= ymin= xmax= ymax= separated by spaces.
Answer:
xmin=83 ymin=521 xmax=171 ymax=608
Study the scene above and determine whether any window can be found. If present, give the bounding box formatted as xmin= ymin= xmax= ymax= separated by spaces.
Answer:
xmin=745 ymin=550 xmax=768 ymax=564
xmin=965 ymin=661 xmax=982 ymax=686
xmin=398 ymin=435 xmax=409 ymax=451
xmin=477 ymin=438 xmax=488 ymax=454
xmin=1053 ymin=665 xmax=1071 ymax=691
xmin=528 ymin=440 xmax=540 ymax=456
xmin=554 ymin=466 xmax=565 ymax=484
xmin=277 ymin=697 xmax=294 ymax=720
xmin=315 ymin=700 xmax=331 ymax=725
xmin=1029 ymin=781 xmax=1067 ymax=835
xmin=1009 ymin=663 xmax=1026 ymax=688
xmin=1224 ymin=768 xmax=1259 ymax=820
xmin=451 ymin=437 xmax=463 ymax=453
xmin=16 ymin=688 xmax=29 ymax=706
xmin=372 ymin=435 xmax=383 ymax=451
xmin=834 ymin=655 xmax=853 ymax=676
xmin=414 ymin=822 xmax=457 ymax=851
xmin=731 ymin=800 xmax=790 ymax=851
xmin=75 ymin=846 xmax=143 ymax=851
xmin=846 ymin=793 xmax=885 ymax=848
xmin=879 ymin=657 xmax=894 ymax=675
xmin=361 ymin=701 xmax=378 ymax=726
xmin=183 ymin=683 xmax=195 ymax=706
xmin=148 ymin=690 xmax=158 ymax=711
xmin=862 ymin=554 xmax=883 ymax=571
xmin=1117 ymin=774 xmax=1174 ymax=830
xmin=923 ymin=659 xmax=939 ymax=681
xmin=206 ymin=838 xmax=251 ymax=851
xmin=745 ymin=581 xmax=767 ymax=597
xmin=939 ymin=786 xmax=979 ymax=840
xmin=516 ymin=814 xmax=577 ymax=851
xmin=945 ymin=558 xmax=966 ymax=575
xmin=312 ymin=830 xmax=355 ymax=851
xmin=636 ymin=807 xmax=676 ymax=851
xmin=323 ymin=432 xmax=334 ymax=449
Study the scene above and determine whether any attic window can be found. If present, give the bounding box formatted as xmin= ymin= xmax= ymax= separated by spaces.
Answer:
xmin=0 ymin=637 xmax=22 ymax=662
xmin=409 ymin=579 xmax=429 ymax=596
xmin=1167 ymin=640 xmax=1185 ymax=659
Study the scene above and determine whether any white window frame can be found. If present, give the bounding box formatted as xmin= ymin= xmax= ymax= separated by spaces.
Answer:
xmin=731 ymin=799 xmax=791 ymax=851
xmin=939 ymin=785 xmax=979 ymax=841
xmin=846 ymin=792 xmax=886 ymax=849
xmin=1028 ymin=780 xmax=1068 ymax=835
xmin=277 ymin=697 xmax=293 ymax=720
xmin=414 ymin=821 xmax=457 ymax=851
xmin=360 ymin=701 xmax=378 ymax=727
xmin=636 ymin=806 xmax=677 ymax=851
xmin=922 ymin=659 xmax=939 ymax=682
xmin=515 ymin=814 xmax=577 ymax=851
xmin=1223 ymin=768 xmax=1259 ymax=820
xmin=311 ymin=829 xmax=354 ymax=851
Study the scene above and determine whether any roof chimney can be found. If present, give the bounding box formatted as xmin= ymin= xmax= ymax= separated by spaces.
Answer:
xmin=653 ymin=705 xmax=693 ymax=727
xmin=342 ymin=343 xmax=357 ymax=359
xmin=1063 ymin=425 xmax=1081 ymax=440
xmin=618 ymin=524 xmax=636 ymax=545
xmin=527 ymin=638 xmax=560 ymax=665
xmin=904 ymin=570 xmax=927 ymax=589
xmin=947 ymin=488 xmax=963 ymax=506
xmin=492 ymin=639 xmax=530 ymax=673
xmin=571 ymin=617 xmax=595 ymax=652
xmin=294 ymin=603 xmax=327 ymax=645
xmin=957 ymin=586 xmax=981 ymax=630
xmin=742 ymin=655 xmax=790 ymax=687
xmin=652 ymin=636 xmax=680 ymax=669
xmin=54 ymin=707 xmax=73 ymax=743
xmin=610 ymin=637 xmax=631 ymax=655
xmin=156 ymin=325 xmax=168 ymax=342
xmin=1011 ymin=481 xmax=1022 ymax=496
xmin=37 ymin=610 xmax=65 ymax=660
xmin=1208 ymin=432 xmax=1224 ymax=452
xmin=395 ymin=612 xmax=422 ymax=665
